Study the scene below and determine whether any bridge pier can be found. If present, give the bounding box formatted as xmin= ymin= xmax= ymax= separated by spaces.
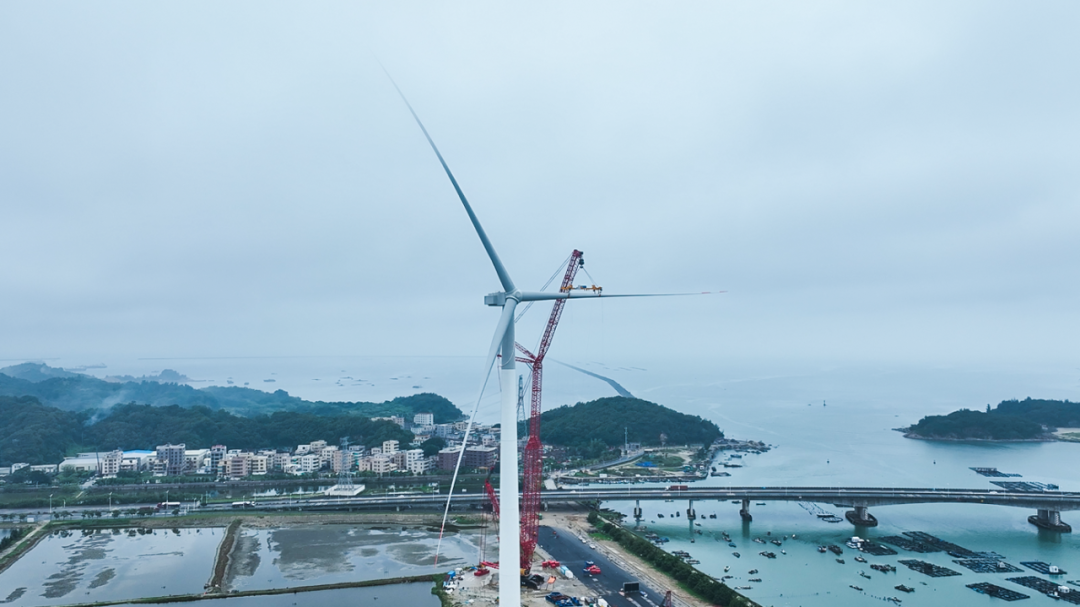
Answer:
xmin=633 ymin=500 xmax=642 ymax=526
xmin=844 ymin=505 xmax=878 ymax=527
xmin=740 ymin=498 xmax=752 ymax=522
xmin=1029 ymin=509 xmax=1072 ymax=532
xmin=688 ymin=499 xmax=696 ymax=543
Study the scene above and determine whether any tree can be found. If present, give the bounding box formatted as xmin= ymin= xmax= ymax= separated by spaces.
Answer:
xmin=421 ymin=436 xmax=447 ymax=457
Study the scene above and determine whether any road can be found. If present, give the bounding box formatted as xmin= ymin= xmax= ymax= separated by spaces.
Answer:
xmin=537 ymin=524 xmax=659 ymax=607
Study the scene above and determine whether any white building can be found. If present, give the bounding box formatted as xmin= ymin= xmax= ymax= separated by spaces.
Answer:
xmin=413 ymin=412 xmax=434 ymax=426
xmin=382 ymin=440 xmax=399 ymax=455
xmin=101 ymin=450 xmax=123 ymax=477
xmin=250 ymin=455 xmax=269 ymax=475
xmin=370 ymin=454 xmax=394 ymax=475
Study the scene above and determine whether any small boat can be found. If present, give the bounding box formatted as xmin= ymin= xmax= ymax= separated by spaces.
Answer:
xmin=859 ymin=571 xmax=871 ymax=579
xmin=687 ymin=559 xmax=700 ymax=564
xmin=753 ymin=538 xmax=766 ymax=544
xmin=828 ymin=545 xmax=844 ymax=555
xmin=748 ymin=569 xmax=759 ymax=575
xmin=888 ymin=598 xmax=902 ymax=604
xmin=658 ymin=514 xmax=664 ymax=518
xmin=724 ymin=566 xmax=730 ymax=573
xmin=728 ymin=542 xmax=737 ymax=548
xmin=733 ymin=552 xmax=741 ymax=558
xmin=737 ymin=586 xmax=752 ymax=590
xmin=749 ymin=578 xmax=762 ymax=583
xmin=709 ymin=514 xmax=717 ymax=519
xmin=850 ymin=585 xmax=864 ymax=591
xmin=771 ymin=539 xmax=783 ymax=546
xmin=818 ymin=546 xmax=828 ymax=553
xmin=854 ymin=556 xmax=867 ymax=563
xmin=756 ymin=502 xmax=766 ymax=506
xmin=895 ymin=585 xmax=914 ymax=593
xmin=836 ymin=558 xmax=845 ymax=564
xmin=781 ymin=550 xmax=786 ymax=555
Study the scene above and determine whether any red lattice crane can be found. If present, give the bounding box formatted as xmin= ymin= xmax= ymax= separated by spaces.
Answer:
xmin=514 ymin=249 xmax=584 ymax=569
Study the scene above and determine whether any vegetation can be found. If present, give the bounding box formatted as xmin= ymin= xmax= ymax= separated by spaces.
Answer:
xmin=0 ymin=397 xmax=414 ymax=465
xmin=906 ymin=409 xmax=1045 ymax=440
xmin=0 ymin=363 xmax=463 ymax=421
xmin=587 ymin=511 xmax=751 ymax=606
xmin=0 ymin=528 xmax=28 ymax=552
xmin=994 ymin=398 xmax=1080 ymax=428
xmin=905 ymin=398 xmax=1080 ymax=440
xmin=525 ymin=396 xmax=722 ymax=456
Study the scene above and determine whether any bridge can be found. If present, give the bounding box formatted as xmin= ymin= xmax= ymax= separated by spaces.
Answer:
xmin=204 ymin=486 xmax=1077 ymax=532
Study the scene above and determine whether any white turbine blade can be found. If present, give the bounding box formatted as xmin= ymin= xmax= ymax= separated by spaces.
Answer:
xmin=518 ymin=290 xmax=725 ymax=302
xmin=381 ymin=67 xmax=516 ymax=293
xmin=434 ymin=300 xmax=517 ymax=565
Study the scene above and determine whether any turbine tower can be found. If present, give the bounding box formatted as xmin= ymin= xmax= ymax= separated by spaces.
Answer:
xmin=384 ymin=74 xmax=720 ymax=607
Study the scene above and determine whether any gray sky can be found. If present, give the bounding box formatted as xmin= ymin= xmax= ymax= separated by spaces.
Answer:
xmin=1 ymin=1 xmax=1077 ymax=368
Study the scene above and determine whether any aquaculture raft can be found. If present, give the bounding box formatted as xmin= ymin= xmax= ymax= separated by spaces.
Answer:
xmin=859 ymin=540 xmax=898 ymax=556
xmin=1007 ymin=577 xmax=1080 ymax=604
xmin=880 ymin=536 xmax=936 ymax=552
xmin=902 ymin=531 xmax=981 ymax=557
xmin=967 ymin=582 xmax=1030 ymax=601
xmin=970 ymin=467 xmax=1022 ymax=478
xmin=953 ymin=559 xmax=1023 ymax=573
xmin=898 ymin=559 xmax=962 ymax=578
xmin=1020 ymin=561 xmax=1067 ymax=575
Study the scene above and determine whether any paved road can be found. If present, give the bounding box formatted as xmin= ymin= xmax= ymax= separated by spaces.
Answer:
xmin=537 ymin=525 xmax=659 ymax=607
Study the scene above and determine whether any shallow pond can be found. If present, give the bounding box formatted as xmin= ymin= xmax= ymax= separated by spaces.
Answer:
xmin=0 ymin=527 xmax=221 ymax=606
xmin=224 ymin=524 xmax=488 ymax=591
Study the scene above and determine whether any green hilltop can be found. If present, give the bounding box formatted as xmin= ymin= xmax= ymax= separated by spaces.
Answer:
xmin=526 ymin=396 xmax=723 ymax=454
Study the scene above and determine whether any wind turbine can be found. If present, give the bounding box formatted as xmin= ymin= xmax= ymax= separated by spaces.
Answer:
xmin=385 ymin=75 xmax=719 ymax=607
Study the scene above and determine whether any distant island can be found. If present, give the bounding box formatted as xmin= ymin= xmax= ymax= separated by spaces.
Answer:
xmin=901 ymin=398 xmax=1080 ymax=441
xmin=0 ymin=362 xmax=463 ymax=421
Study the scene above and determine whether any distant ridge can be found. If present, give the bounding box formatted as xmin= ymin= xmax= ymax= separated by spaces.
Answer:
xmin=554 ymin=360 xmax=634 ymax=398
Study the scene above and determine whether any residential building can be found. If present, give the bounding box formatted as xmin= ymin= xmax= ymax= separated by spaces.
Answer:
xmin=382 ymin=440 xmax=399 ymax=455
xmin=437 ymin=447 xmax=461 ymax=471
xmin=155 ymin=444 xmax=186 ymax=476
xmin=413 ymin=412 xmax=434 ymax=427
xmin=250 ymin=454 xmax=269 ymax=476
xmin=100 ymin=450 xmax=123 ymax=477
xmin=210 ymin=445 xmax=227 ymax=475
xmin=370 ymin=454 xmax=394 ymax=475
xmin=224 ymin=453 xmax=252 ymax=478
xmin=464 ymin=446 xmax=497 ymax=469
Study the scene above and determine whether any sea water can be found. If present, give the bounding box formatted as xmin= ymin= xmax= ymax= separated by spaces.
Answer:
xmin=51 ymin=355 xmax=1080 ymax=606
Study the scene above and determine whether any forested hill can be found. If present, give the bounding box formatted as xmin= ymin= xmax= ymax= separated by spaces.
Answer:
xmin=0 ymin=396 xmax=414 ymax=466
xmin=904 ymin=398 xmax=1079 ymax=440
xmin=0 ymin=363 xmax=462 ymax=421
xmin=529 ymin=396 xmax=722 ymax=452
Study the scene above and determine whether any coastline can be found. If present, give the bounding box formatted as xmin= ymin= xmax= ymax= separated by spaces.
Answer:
xmin=895 ymin=428 xmax=1057 ymax=443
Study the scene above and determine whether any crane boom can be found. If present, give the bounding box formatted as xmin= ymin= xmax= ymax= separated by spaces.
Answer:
xmin=514 ymin=249 xmax=584 ymax=569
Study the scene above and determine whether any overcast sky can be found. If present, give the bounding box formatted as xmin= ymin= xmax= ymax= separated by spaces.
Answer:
xmin=1 ymin=1 xmax=1077 ymax=370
